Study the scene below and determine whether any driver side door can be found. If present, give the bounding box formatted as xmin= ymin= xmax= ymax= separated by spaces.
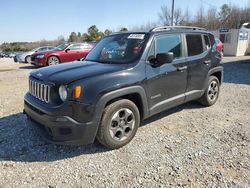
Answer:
xmin=62 ymin=44 xmax=82 ymax=63
xmin=146 ymin=34 xmax=188 ymax=116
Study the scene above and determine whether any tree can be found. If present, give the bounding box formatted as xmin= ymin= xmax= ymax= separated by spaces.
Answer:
xmin=69 ymin=32 xmax=78 ymax=42
xmin=104 ymin=29 xmax=112 ymax=36
xmin=194 ymin=5 xmax=206 ymax=28
xmin=120 ymin=27 xmax=128 ymax=32
xmin=158 ymin=5 xmax=184 ymax=26
xmin=181 ymin=7 xmax=192 ymax=26
xmin=87 ymin=25 xmax=100 ymax=41
xmin=158 ymin=5 xmax=172 ymax=25
xmin=57 ymin=35 xmax=65 ymax=45
xmin=218 ymin=4 xmax=232 ymax=27
xmin=206 ymin=7 xmax=219 ymax=30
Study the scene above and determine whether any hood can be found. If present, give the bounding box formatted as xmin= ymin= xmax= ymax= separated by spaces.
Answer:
xmin=30 ymin=61 xmax=127 ymax=84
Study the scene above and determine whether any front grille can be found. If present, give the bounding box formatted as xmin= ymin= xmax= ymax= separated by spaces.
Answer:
xmin=29 ymin=79 xmax=51 ymax=103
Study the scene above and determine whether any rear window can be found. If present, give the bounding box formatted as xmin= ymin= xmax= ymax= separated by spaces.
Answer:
xmin=186 ymin=34 xmax=203 ymax=56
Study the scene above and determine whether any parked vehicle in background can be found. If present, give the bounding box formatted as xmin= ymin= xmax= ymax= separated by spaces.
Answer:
xmin=31 ymin=42 xmax=96 ymax=66
xmin=215 ymin=38 xmax=224 ymax=56
xmin=8 ymin=52 xmax=16 ymax=58
xmin=0 ymin=52 xmax=4 ymax=58
xmin=14 ymin=46 xmax=55 ymax=63
xmin=24 ymin=26 xmax=223 ymax=149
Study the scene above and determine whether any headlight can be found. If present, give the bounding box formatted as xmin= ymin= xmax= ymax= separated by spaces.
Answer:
xmin=36 ymin=54 xmax=45 ymax=59
xmin=59 ymin=85 xmax=68 ymax=101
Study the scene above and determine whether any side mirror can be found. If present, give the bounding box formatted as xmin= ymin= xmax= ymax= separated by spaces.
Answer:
xmin=156 ymin=52 xmax=174 ymax=65
xmin=65 ymin=48 xmax=70 ymax=53
xmin=148 ymin=52 xmax=174 ymax=67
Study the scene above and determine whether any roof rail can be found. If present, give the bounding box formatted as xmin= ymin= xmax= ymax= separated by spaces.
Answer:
xmin=150 ymin=26 xmax=206 ymax=32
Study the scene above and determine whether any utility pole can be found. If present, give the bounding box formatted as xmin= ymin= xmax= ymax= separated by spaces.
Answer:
xmin=171 ymin=0 xmax=175 ymax=26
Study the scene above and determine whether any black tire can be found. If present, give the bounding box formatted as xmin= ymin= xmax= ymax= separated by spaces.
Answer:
xmin=199 ymin=76 xmax=220 ymax=106
xmin=25 ymin=55 xmax=31 ymax=64
xmin=96 ymin=99 xmax=140 ymax=149
xmin=47 ymin=56 xmax=60 ymax=66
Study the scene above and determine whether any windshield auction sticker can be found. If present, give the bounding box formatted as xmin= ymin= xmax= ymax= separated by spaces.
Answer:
xmin=128 ymin=34 xmax=145 ymax=40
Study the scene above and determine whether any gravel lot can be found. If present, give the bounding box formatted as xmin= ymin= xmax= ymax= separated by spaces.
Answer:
xmin=0 ymin=57 xmax=249 ymax=187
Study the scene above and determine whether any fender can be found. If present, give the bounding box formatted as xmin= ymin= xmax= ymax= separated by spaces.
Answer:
xmin=95 ymin=86 xmax=149 ymax=122
xmin=207 ymin=66 xmax=224 ymax=83
xmin=201 ymin=66 xmax=223 ymax=91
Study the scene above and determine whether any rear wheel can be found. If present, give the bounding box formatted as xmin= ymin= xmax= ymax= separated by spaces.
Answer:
xmin=199 ymin=76 xmax=220 ymax=106
xmin=47 ymin=56 xmax=60 ymax=66
xmin=96 ymin=99 xmax=140 ymax=149
xmin=25 ymin=55 xmax=31 ymax=64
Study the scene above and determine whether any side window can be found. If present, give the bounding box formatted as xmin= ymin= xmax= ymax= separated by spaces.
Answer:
xmin=155 ymin=35 xmax=182 ymax=58
xmin=186 ymin=34 xmax=203 ymax=56
xmin=38 ymin=47 xmax=47 ymax=52
xmin=204 ymin=35 xmax=211 ymax=50
xmin=69 ymin=44 xmax=81 ymax=50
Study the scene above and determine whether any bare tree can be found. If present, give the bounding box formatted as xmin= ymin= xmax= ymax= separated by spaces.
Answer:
xmin=206 ymin=7 xmax=220 ymax=30
xmin=181 ymin=7 xmax=192 ymax=26
xmin=158 ymin=5 xmax=184 ymax=26
xmin=194 ymin=5 xmax=206 ymax=28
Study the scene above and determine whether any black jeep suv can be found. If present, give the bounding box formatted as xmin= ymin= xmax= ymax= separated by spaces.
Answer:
xmin=24 ymin=26 xmax=223 ymax=149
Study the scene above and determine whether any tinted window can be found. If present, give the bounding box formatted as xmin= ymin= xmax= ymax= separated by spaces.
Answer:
xmin=186 ymin=34 xmax=203 ymax=56
xmin=155 ymin=35 xmax=182 ymax=58
xmin=204 ymin=35 xmax=211 ymax=50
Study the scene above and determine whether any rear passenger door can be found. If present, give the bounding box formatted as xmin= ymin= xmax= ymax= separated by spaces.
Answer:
xmin=185 ymin=34 xmax=211 ymax=101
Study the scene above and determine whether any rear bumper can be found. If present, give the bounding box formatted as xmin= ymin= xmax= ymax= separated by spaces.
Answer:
xmin=24 ymin=95 xmax=100 ymax=145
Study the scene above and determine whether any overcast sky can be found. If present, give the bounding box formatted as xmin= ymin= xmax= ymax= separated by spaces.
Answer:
xmin=0 ymin=0 xmax=249 ymax=44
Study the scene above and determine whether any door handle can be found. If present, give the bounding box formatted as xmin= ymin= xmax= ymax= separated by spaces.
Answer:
xmin=204 ymin=60 xmax=211 ymax=65
xmin=177 ymin=66 xmax=187 ymax=72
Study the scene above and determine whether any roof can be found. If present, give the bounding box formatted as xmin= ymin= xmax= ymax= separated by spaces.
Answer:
xmin=149 ymin=26 xmax=206 ymax=32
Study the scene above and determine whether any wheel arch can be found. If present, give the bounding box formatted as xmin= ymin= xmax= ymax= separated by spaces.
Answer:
xmin=47 ymin=55 xmax=61 ymax=65
xmin=208 ymin=66 xmax=223 ymax=84
xmin=96 ymin=86 xmax=149 ymax=121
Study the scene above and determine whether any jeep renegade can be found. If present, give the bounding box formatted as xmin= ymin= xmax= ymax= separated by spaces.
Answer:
xmin=24 ymin=26 xmax=223 ymax=149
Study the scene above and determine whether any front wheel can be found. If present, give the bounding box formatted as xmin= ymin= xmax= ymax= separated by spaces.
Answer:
xmin=47 ymin=56 xmax=60 ymax=66
xmin=199 ymin=76 xmax=220 ymax=106
xmin=25 ymin=55 xmax=31 ymax=64
xmin=96 ymin=99 xmax=140 ymax=149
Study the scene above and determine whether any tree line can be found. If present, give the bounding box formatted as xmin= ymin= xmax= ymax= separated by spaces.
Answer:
xmin=0 ymin=26 xmax=128 ymax=52
xmin=157 ymin=3 xmax=250 ymax=30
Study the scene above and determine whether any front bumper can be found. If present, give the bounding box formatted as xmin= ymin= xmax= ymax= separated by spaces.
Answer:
xmin=24 ymin=94 xmax=100 ymax=145
xmin=31 ymin=58 xmax=47 ymax=66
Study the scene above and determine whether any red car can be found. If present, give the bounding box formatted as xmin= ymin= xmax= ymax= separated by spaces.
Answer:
xmin=215 ymin=38 xmax=224 ymax=56
xmin=31 ymin=42 xmax=96 ymax=66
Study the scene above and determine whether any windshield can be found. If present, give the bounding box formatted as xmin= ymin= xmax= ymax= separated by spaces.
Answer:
xmin=85 ymin=33 xmax=148 ymax=64
xmin=55 ymin=43 xmax=69 ymax=50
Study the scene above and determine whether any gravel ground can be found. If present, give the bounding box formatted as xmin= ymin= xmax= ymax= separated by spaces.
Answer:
xmin=0 ymin=57 xmax=249 ymax=188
